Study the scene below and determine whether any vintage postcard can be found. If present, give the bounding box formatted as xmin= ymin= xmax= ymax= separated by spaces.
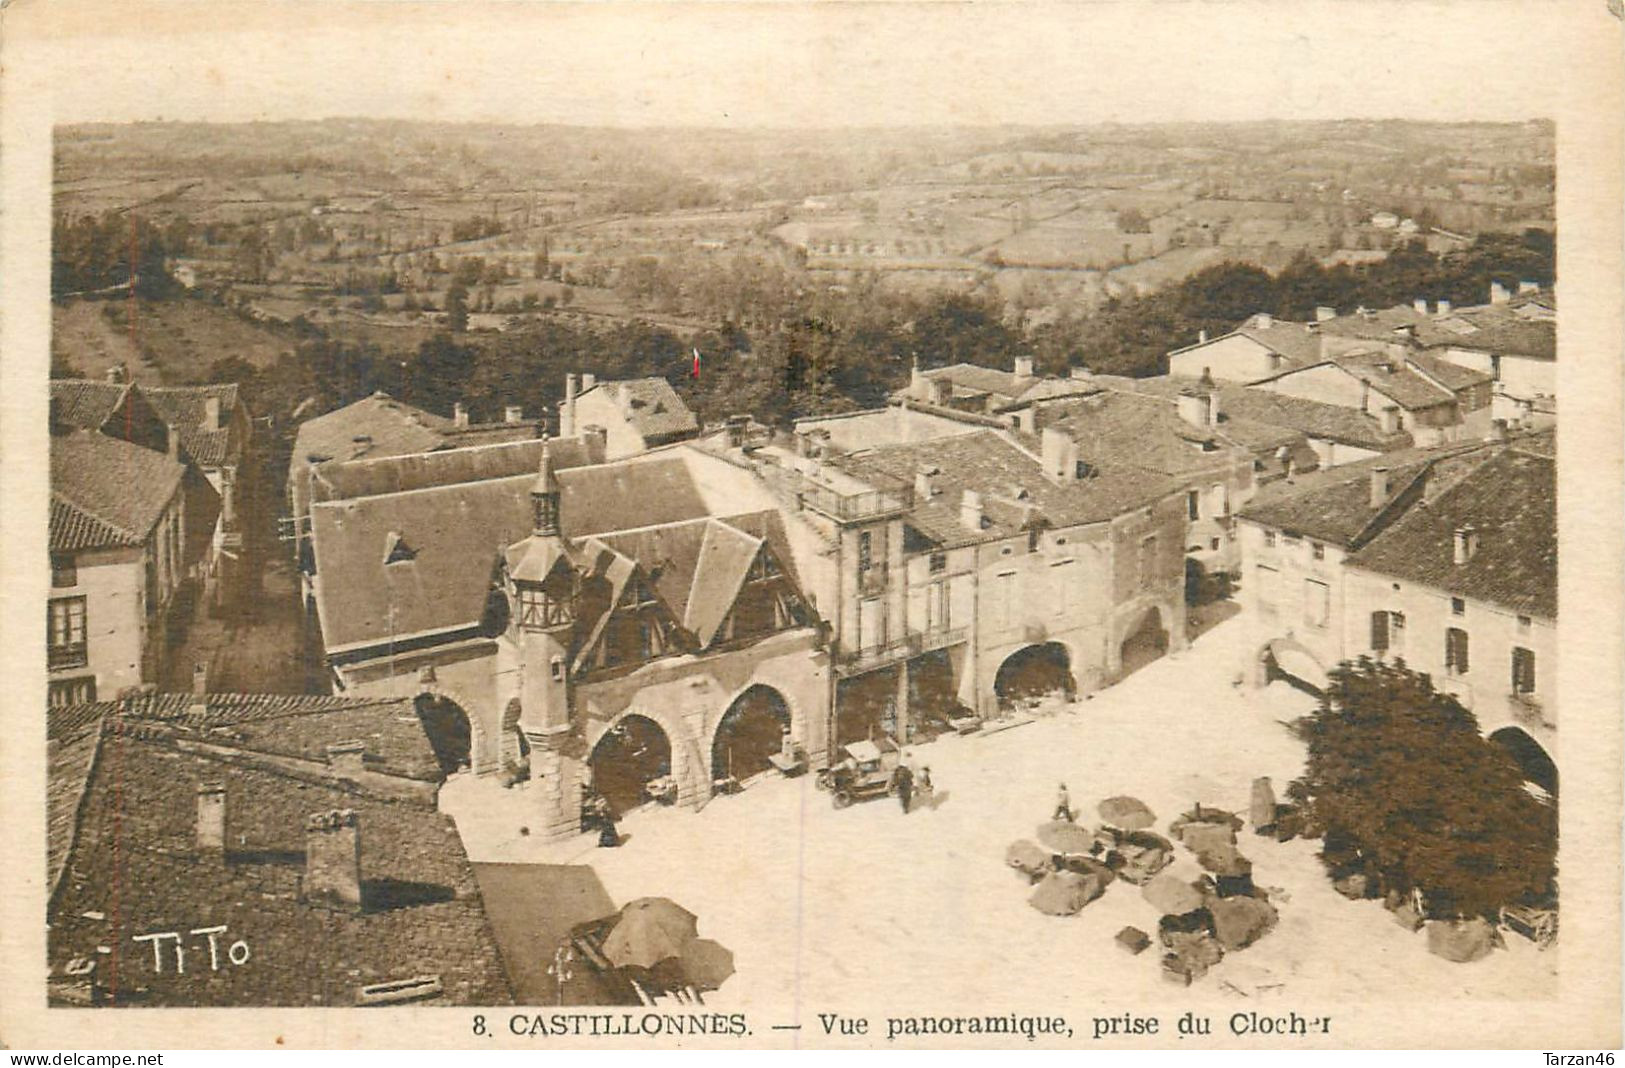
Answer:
xmin=1 ymin=0 xmax=1620 ymax=1052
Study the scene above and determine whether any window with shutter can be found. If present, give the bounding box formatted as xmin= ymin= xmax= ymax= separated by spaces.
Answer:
xmin=1446 ymin=627 xmax=1470 ymax=675
xmin=1512 ymin=646 xmax=1536 ymax=695
xmin=1370 ymin=611 xmax=1389 ymax=652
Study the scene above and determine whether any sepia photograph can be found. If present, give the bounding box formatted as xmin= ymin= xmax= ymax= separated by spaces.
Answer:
xmin=1 ymin=0 xmax=1619 ymax=1053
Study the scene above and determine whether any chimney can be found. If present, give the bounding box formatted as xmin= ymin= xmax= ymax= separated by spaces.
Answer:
xmin=1197 ymin=329 xmax=1209 ymax=344
xmin=1177 ymin=389 xmax=1209 ymax=428
xmin=1013 ymin=355 xmax=1035 ymax=382
xmin=1435 ymin=299 xmax=1452 ymax=317
xmin=327 ymin=740 xmax=367 ymax=777
xmin=1489 ymin=281 xmax=1511 ymax=305
xmin=915 ymin=464 xmax=940 ymax=500
xmin=196 ymin=782 xmax=226 ymax=856
xmin=909 ymin=356 xmax=924 ymax=396
xmin=1453 ymin=524 xmax=1478 ymax=565
xmin=1315 ymin=306 xmax=1337 ymax=323
xmin=1378 ymin=405 xmax=1401 ymax=434
xmin=203 ymin=396 xmax=222 ymax=431
xmin=1252 ymin=312 xmax=1272 ymax=329
xmin=166 ymin=424 xmax=181 ymax=462
xmin=959 ymin=489 xmax=984 ymax=532
xmin=452 ymin=402 xmax=469 ymax=428
xmin=105 ymin=363 xmax=126 ymax=384
xmin=1369 ymin=467 xmax=1390 ymax=508
xmin=1413 ymin=298 xmax=1428 ymax=316
xmin=1517 ymin=280 xmax=1539 ymax=295
xmin=504 ymin=404 xmax=524 ymax=424
xmin=1206 ymin=388 xmax=1221 ymax=427
xmin=581 ymin=373 xmax=596 ymax=391
xmin=1488 ymin=417 xmax=1508 ymax=442
xmin=562 ymin=374 xmax=578 ymax=436
xmin=1069 ymin=365 xmax=1092 ymax=380
xmin=1359 ymin=378 xmax=1372 ymax=413
xmin=583 ymin=424 xmax=607 ymax=464
xmin=304 ymin=809 xmax=363 ymax=911
xmin=1040 ymin=428 xmax=1079 ymax=482
xmin=725 ymin=414 xmax=749 ymax=448
xmin=192 ymin=661 xmax=208 ymax=697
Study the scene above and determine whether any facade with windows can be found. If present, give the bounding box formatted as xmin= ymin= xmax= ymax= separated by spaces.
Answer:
xmin=48 ymin=430 xmax=208 ymax=705
xmin=1237 ymin=434 xmax=1556 ymax=783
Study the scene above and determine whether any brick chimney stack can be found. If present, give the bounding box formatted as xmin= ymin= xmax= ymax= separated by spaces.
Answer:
xmin=1369 ymin=467 xmax=1390 ymax=509
xmin=203 ymin=396 xmax=222 ymax=432
xmin=326 ymin=740 xmax=367 ymax=777
xmin=504 ymin=405 xmax=524 ymax=424
xmin=453 ymin=402 xmax=470 ymax=429
xmin=1453 ymin=525 xmax=1479 ymax=565
xmin=304 ymin=810 xmax=363 ymax=911
xmin=562 ymin=374 xmax=579 ymax=436
xmin=196 ymin=782 xmax=227 ymax=856
xmin=959 ymin=489 xmax=984 ymax=532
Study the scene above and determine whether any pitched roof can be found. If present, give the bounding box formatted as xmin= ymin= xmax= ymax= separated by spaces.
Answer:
xmin=1347 ymin=449 xmax=1555 ymax=618
xmin=1236 ymin=439 xmax=1504 ymax=548
xmin=1166 ymin=317 xmax=1323 ymax=370
xmin=684 ymin=521 xmax=764 ymax=647
xmin=139 ymin=384 xmax=244 ymax=468
xmin=834 ymin=430 xmax=1181 ymax=548
xmin=315 ymin=439 xmax=548 ymax=502
xmin=1116 ymin=379 xmax=1413 ymax=451
xmin=579 ymin=377 xmax=699 ymax=440
xmin=558 ymin=454 xmax=713 ymax=538
xmin=47 ymin=708 xmax=512 ymax=1007
xmin=50 ymin=381 xmax=131 ymax=431
xmin=50 ymin=430 xmax=187 ymax=551
xmin=920 ymin=363 xmax=1030 ymax=401
xmin=310 ymin=475 xmax=533 ymax=651
xmin=1035 ymin=390 xmax=1260 ymax=476
xmin=293 ymin=392 xmax=452 ymax=468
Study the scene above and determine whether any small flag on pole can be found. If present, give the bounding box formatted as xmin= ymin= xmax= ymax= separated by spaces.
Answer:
xmin=692 ymin=347 xmax=702 ymax=378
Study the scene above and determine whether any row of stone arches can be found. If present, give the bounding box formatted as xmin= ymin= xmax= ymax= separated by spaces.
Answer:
xmin=1249 ymin=641 xmax=1558 ymax=797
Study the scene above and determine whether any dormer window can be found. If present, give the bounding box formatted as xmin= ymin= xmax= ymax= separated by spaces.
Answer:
xmin=383 ymin=532 xmax=415 ymax=565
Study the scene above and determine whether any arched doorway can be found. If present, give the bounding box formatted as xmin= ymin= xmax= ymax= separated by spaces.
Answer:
xmin=1119 ymin=607 xmax=1169 ymax=679
xmin=712 ymin=685 xmax=792 ymax=783
xmin=1257 ymin=639 xmax=1326 ymax=695
xmin=994 ymin=642 xmax=1075 ymax=706
xmin=589 ymin=714 xmax=673 ymax=818
xmin=1489 ymin=727 xmax=1558 ymax=797
xmin=415 ymin=694 xmax=473 ymax=776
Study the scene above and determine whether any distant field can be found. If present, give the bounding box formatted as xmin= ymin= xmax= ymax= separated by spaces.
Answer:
xmin=53 ymin=297 xmax=296 ymax=385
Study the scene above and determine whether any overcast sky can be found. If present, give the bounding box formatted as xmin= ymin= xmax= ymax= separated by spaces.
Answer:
xmin=7 ymin=0 xmax=1577 ymax=128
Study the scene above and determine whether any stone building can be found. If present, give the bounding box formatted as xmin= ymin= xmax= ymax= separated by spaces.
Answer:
xmin=556 ymin=373 xmax=700 ymax=456
xmin=1233 ymin=431 xmax=1555 ymax=791
xmin=48 ymin=427 xmax=218 ymax=705
xmin=303 ymin=433 xmax=832 ymax=837
xmin=748 ymin=426 xmax=1191 ymax=740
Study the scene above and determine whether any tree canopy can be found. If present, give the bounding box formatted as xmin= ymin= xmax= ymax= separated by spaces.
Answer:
xmin=1287 ymin=658 xmax=1556 ymax=920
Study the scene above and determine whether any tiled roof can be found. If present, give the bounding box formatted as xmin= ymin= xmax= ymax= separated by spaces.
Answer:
xmin=1347 ymin=449 xmax=1556 ymax=618
xmin=1167 ymin=318 xmax=1323 ymax=370
xmin=47 ymin=718 xmax=103 ymax=903
xmin=50 ymin=381 xmax=130 ymax=431
xmin=1236 ymin=440 xmax=1504 ymax=548
xmin=580 ymin=377 xmax=699 ymax=440
xmin=1403 ymin=351 xmax=1494 ymax=394
xmin=315 ymin=439 xmax=549 ymax=502
xmin=558 ymin=455 xmax=713 ymax=538
xmin=290 ymin=393 xmax=452 ymax=519
xmin=47 ymin=720 xmax=512 ymax=1006
xmin=835 ymin=430 xmax=1181 ymax=548
xmin=921 ymin=363 xmax=1029 ymax=401
xmin=1035 ymin=391 xmax=1257 ymax=477
xmin=310 ymin=475 xmax=533 ymax=652
xmin=1258 ymin=351 xmax=1457 ymax=412
xmin=140 ymin=384 xmax=244 ymax=469
xmin=1206 ymin=386 xmax=1411 ymax=451
xmin=684 ymin=520 xmax=764 ymax=647
xmin=436 ymin=420 xmax=545 ymax=446
xmin=50 ymin=430 xmax=186 ymax=551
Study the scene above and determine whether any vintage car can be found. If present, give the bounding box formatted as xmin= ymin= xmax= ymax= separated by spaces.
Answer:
xmin=815 ymin=738 xmax=901 ymax=809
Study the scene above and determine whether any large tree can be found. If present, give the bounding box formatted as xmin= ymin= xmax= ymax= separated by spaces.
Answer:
xmin=1287 ymin=658 xmax=1556 ymax=920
